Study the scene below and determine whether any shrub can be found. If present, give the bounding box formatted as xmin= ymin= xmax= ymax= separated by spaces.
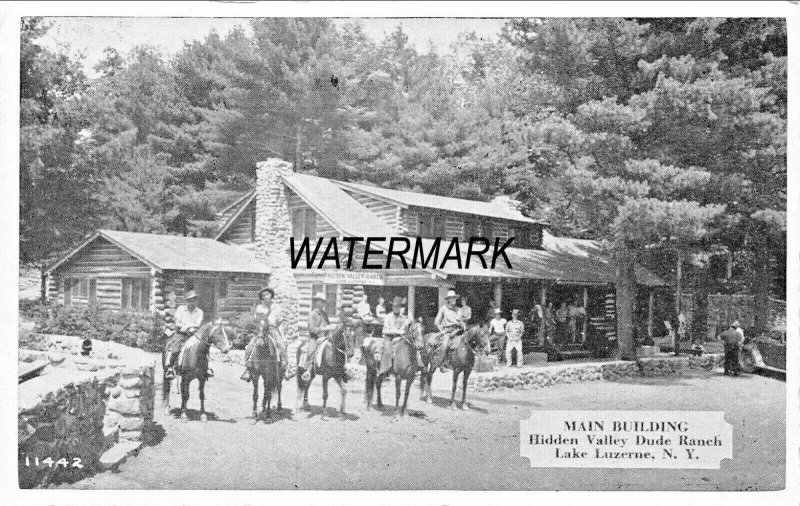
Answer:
xmin=19 ymin=299 xmax=51 ymax=322
xmin=31 ymin=303 xmax=165 ymax=352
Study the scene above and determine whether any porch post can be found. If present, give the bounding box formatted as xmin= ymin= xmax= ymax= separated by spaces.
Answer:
xmin=647 ymin=289 xmax=655 ymax=340
xmin=407 ymin=285 xmax=416 ymax=321
xmin=582 ymin=287 xmax=589 ymax=343
xmin=539 ymin=284 xmax=547 ymax=346
xmin=493 ymin=282 xmax=502 ymax=312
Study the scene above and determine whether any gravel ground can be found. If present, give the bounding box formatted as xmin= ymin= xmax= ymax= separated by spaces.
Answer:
xmin=62 ymin=357 xmax=785 ymax=491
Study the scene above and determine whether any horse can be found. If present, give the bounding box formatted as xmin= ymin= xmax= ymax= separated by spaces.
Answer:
xmin=364 ymin=321 xmax=422 ymax=415
xmin=246 ymin=323 xmax=285 ymax=421
xmin=419 ymin=326 xmax=489 ymax=410
xmin=295 ymin=320 xmax=354 ymax=418
xmin=161 ymin=320 xmax=232 ymax=422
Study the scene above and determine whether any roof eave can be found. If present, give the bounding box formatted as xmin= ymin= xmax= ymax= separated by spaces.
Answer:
xmin=214 ymin=192 xmax=256 ymax=241
xmin=44 ymin=231 xmax=102 ymax=275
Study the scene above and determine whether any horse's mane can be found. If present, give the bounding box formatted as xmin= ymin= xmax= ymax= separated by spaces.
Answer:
xmin=193 ymin=322 xmax=213 ymax=343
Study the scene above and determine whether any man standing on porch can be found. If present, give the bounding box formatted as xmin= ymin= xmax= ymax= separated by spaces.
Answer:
xmin=356 ymin=293 xmax=373 ymax=319
xmin=489 ymin=308 xmax=507 ymax=359
xmin=460 ymin=296 xmax=472 ymax=326
xmin=505 ymin=309 xmax=525 ymax=367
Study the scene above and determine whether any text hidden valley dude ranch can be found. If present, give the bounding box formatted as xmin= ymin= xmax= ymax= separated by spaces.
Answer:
xmin=289 ymin=236 xmax=515 ymax=270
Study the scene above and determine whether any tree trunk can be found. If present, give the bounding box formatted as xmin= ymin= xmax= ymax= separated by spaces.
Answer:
xmin=615 ymin=248 xmax=637 ymax=361
xmin=752 ymin=232 xmax=771 ymax=336
xmin=39 ymin=267 xmax=47 ymax=303
xmin=690 ymin=262 xmax=711 ymax=344
xmin=675 ymin=251 xmax=683 ymax=316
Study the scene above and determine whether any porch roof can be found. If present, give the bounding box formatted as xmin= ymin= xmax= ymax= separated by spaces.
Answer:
xmin=421 ymin=237 xmax=666 ymax=287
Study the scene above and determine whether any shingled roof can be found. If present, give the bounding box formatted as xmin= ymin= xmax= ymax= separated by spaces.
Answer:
xmin=46 ymin=229 xmax=271 ymax=275
xmin=282 ymin=173 xmax=395 ymax=238
xmin=334 ymin=180 xmax=543 ymax=224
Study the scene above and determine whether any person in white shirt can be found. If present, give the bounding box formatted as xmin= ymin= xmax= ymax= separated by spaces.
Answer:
xmin=166 ymin=290 xmax=204 ymax=379
xmin=375 ymin=296 xmax=387 ymax=320
xmin=241 ymin=287 xmax=289 ymax=381
xmin=356 ymin=294 xmax=373 ymax=319
xmin=460 ymin=296 xmax=472 ymax=326
xmin=488 ymin=308 xmax=507 ymax=358
xmin=505 ymin=309 xmax=525 ymax=367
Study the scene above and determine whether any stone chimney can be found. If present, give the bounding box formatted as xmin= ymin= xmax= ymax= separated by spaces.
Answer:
xmin=255 ymin=158 xmax=300 ymax=342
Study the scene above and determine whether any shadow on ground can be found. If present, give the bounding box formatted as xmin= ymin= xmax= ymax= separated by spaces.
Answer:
xmin=166 ymin=408 xmax=237 ymax=424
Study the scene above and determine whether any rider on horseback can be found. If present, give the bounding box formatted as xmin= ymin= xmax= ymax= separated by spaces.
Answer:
xmin=165 ymin=290 xmax=203 ymax=380
xmin=434 ymin=289 xmax=465 ymax=372
xmin=301 ymin=292 xmax=337 ymax=381
xmin=240 ymin=286 xmax=290 ymax=382
xmin=378 ymin=296 xmax=415 ymax=376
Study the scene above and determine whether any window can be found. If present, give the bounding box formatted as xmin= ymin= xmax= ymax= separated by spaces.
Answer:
xmin=417 ymin=213 xmax=431 ymax=237
xmin=291 ymin=208 xmax=317 ymax=241
xmin=312 ymin=283 xmax=339 ymax=311
xmin=511 ymin=227 xmax=530 ymax=248
xmin=483 ymin=220 xmax=494 ymax=243
xmin=63 ymin=276 xmax=97 ymax=306
xmin=305 ymin=209 xmax=317 ymax=240
xmin=122 ymin=278 xmax=150 ymax=312
xmin=464 ymin=218 xmax=478 ymax=241
xmin=432 ymin=212 xmax=446 ymax=238
xmin=217 ymin=278 xmax=228 ymax=299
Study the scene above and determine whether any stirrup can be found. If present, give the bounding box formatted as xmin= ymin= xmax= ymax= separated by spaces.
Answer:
xmin=165 ymin=367 xmax=176 ymax=380
xmin=207 ymin=368 xmax=214 ymax=378
xmin=240 ymin=370 xmax=251 ymax=382
xmin=301 ymin=370 xmax=311 ymax=382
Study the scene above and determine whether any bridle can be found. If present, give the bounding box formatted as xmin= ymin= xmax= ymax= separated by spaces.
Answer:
xmin=203 ymin=320 xmax=230 ymax=351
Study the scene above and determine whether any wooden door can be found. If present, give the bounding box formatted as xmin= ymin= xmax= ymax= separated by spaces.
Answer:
xmin=193 ymin=279 xmax=217 ymax=323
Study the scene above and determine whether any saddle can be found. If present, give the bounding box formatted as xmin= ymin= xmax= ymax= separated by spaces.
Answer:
xmin=314 ymin=337 xmax=330 ymax=367
xmin=177 ymin=335 xmax=200 ymax=372
xmin=430 ymin=329 xmax=462 ymax=351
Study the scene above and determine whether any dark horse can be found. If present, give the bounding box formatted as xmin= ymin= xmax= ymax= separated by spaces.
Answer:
xmin=295 ymin=320 xmax=354 ymax=417
xmin=364 ymin=322 xmax=422 ymax=415
xmin=420 ymin=326 xmax=489 ymax=410
xmin=161 ymin=320 xmax=232 ymax=422
xmin=246 ymin=324 xmax=285 ymax=422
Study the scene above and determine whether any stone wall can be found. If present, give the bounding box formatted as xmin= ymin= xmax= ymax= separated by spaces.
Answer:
xmin=18 ymin=335 xmax=156 ymax=488
xmin=468 ymin=354 xmax=725 ymax=392
xmin=255 ymin=159 xmax=300 ymax=342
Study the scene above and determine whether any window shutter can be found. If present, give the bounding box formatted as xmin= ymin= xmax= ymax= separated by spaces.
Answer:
xmin=121 ymin=279 xmax=130 ymax=309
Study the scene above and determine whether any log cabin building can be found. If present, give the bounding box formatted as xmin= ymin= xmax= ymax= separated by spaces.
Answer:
xmin=43 ymin=230 xmax=270 ymax=335
xmin=45 ymin=158 xmax=666 ymax=354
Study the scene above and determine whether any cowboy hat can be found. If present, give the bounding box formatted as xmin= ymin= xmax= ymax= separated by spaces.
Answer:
xmin=445 ymin=289 xmax=458 ymax=299
xmin=185 ymin=290 xmax=197 ymax=300
xmin=731 ymin=320 xmax=741 ymax=328
xmin=391 ymin=296 xmax=404 ymax=307
xmin=258 ymin=286 xmax=275 ymax=298
xmin=312 ymin=292 xmax=327 ymax=302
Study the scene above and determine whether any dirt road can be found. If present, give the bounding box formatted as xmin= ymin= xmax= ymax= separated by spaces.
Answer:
xmin=65 ymin=358 xmax=784 ymax=491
